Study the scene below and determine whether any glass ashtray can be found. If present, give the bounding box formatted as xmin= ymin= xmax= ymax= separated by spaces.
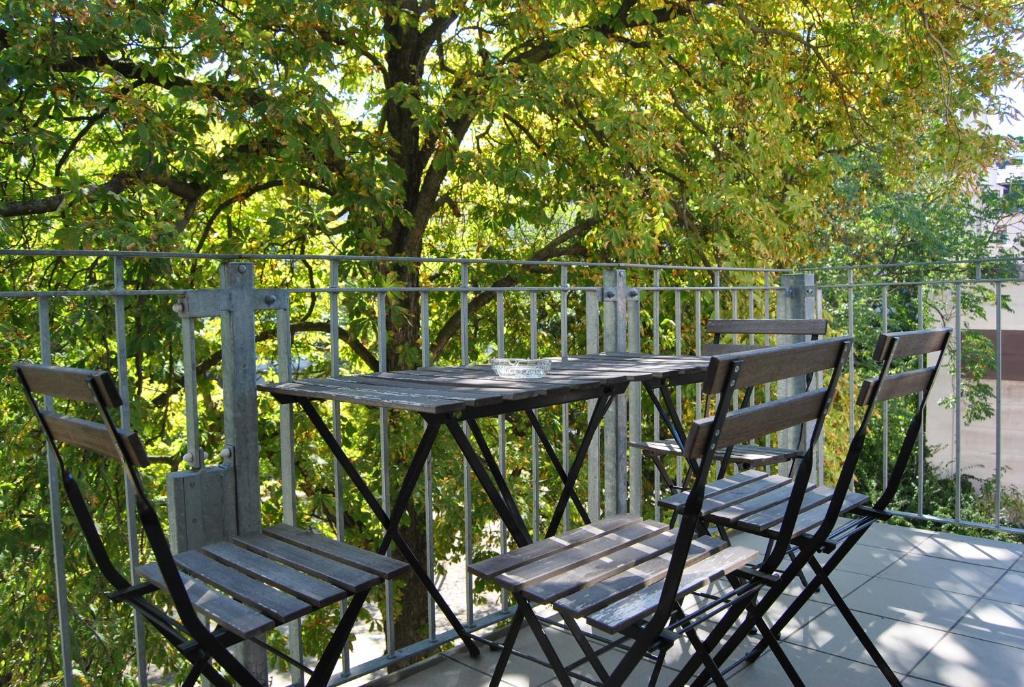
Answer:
xmin=490 ymin=358 xmax=552 ymax=379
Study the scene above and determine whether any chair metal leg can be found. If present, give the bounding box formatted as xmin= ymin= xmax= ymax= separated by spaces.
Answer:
xmin=686 ymin=628 xmax=730 ymax=687
xmin=489 ymin=607 xmax=525 ymax=687
xmin=562 ymin=613 xmax=610 ymax=684
xmin=752 ymin=615 xmax=805 ymax=687
xmin=813 ymin=559 xmax=901 ymax=687
xmin=307 ymin=589 xmax=370 ymax=687
xmin=520 ymin=600 xmax=575 ymax=687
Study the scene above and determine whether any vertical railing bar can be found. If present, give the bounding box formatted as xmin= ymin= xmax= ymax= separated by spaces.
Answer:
xmin=762 ymin=270 xmax=770 ymax=320
xmin=847 ymin=269 xmax=856 ymax=444
xmin=377 ymin=291 xmax=395 ymax=654
xmin=995 ymin=281 xmax=1003 ymax=526
xmin=460 ymin=264 xmax=473 ymax=623
xmin=420 ymin=291 xmax=437 ymax=637
xmin=584 ymin=290 xmax=601 ymax=520
xmin=496 ymin=291 xmax=509 ymax=610
xmin=560 ymin=267 xmax=570 ymax=531
xmin=881 ymin=285 xmax=889 ymax=491
xmin=328 ymin=260 xmax=350 ymax=673
xmin=713 ymin=271 xmax=721 ymax=319
xmin=954 ymin=283 xmax=963 ymax=523
xmin=731 ymin=287 xmax=738 ymax=318
xmin=690 ymin=289 xmax=703 ymax=486
xmin=652 ymin=272 xmax=661 ymax=518
xmin=529 ymin=291 xmax=540 ymax=539
xmin=113 ymin=258 xmax=148 ymax=686
xmin=674 ymin=289 xmax=683 ymax=489
xmin=917 ymin=285 xmax=926 ymax=518
xmin=276 ymin=303 xmax=303 ymax=685
xmin=814 ymin=284 xmax=825 ymax=485
xmin=39 ymin=296 xmax=75 ymax=687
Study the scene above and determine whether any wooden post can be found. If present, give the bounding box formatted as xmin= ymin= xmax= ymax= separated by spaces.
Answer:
xmin=166 ymin=263 xmax=290 ymax=684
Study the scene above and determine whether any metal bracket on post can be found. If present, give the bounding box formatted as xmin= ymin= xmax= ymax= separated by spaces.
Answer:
xmin=779 ymin=272 xmax=820 ymax=482
xmin=602 ymin=269 xmax=629 ymax=515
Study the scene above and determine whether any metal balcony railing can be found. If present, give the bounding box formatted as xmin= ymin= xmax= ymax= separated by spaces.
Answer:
xmin=1 ymin=249 xmax=1020 ymax=686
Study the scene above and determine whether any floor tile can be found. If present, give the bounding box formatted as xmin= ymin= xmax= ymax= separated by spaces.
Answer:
xmin=856 ymin=522 xmax=935 ymax=553
xmin=784 ymin=607 xmax=945 ymax=674
xmin=952 ymin=599 xmax=1024 ymax=650
xmin=820 ymin=544 xmax=905 ymax=576
xmin=727 ymin=642 xmax=906 ymax=687
xmin=845 ymin=577 xmax=977 ymax=630
xmin=914 ymin=532 xmax=1023 ymax=570
xmin=912 ymin=632 xmax=1024 ymax=687
xmin=879 ymin=552 xmax=1005 ymax=597
xmin=764 ymin=597 xmax=832 ymax=640
xmin=982 ymin=570 xmax=1024 ymax=605
xmin=782 ymin=568 xmax=871 ymax=599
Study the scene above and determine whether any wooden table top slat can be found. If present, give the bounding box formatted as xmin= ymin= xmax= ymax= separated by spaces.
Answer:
xmin=260 ymin=353 xmax=709 ymax=414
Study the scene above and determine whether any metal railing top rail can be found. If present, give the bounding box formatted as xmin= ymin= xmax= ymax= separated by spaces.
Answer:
xmin=802 ymin=255 xmax=1023 ymax=276
xmin=0 ymin=248 xmax=791 ymax=273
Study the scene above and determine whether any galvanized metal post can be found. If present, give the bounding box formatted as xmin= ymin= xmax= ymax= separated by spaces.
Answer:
xmin=778 ymin=273 xmax=818 ymax=480
xmin=626 ymin=287 xmax=642 ymax=515
xmin=602 ymin=269 xmax=628 ymax=514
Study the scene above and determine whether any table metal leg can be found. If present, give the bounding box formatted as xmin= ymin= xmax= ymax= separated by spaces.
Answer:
xmin=445 ymin=418 xmax=533 ymax=547
xmin=297 ymin=399 xmax=480 ymax=656
xmin=644 ymin=379 xmax=699 ymax=476
xmin=465 ymin=418 xmax=532 ymax=542
xmin=523 ymin=409 xmax=590 ymax=526
xmin=543 ymin=392 xmax=615 ymax=537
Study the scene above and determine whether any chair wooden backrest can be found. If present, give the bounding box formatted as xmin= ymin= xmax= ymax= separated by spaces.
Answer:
xmin=653 ymin=337 xmax=851 ymax=631
xmin=14 ymin=362 xmax=225 ymax=649
xmin=810 ymin=328 xmax=952 ymax=542
xmin=704 ymin=318 xmax=828 ymax=356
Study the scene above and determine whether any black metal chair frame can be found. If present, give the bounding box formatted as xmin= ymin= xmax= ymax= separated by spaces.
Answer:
xmin=644 ymin=318 xmax=829 ymax=492
xmin=683 ymin=328 xmax=952 ymax=687
xmin=481 ymin=338 xmax=851 ymax=687
xmin=15 ymin=363 xmax=379 ymax=687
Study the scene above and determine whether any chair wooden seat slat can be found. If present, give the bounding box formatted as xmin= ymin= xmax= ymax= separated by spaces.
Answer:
xmin=264 ymin=524 xmax=407 ymax=579
xmin=172 ymin=549 xmax=313 ymax=622
xmin=769 ymin=491 xmax=870 ymax=538
xmin=201 ymin=541 xmax=348 ymax=606
xmin=552 ymin=535 xmax=727 ymax=617
xmin=518 ymin=530 xmax=721 ymax=604
xmin=233 ymin=533 xmax=381 ymax=593
xmin=584 ymin=546 xmax=760 ymax=633
xmin=635 ymin=439 xmax=799 ymax=468
xmin=489 ymin=520 xmax=669 ymax=592
xmin=468 ymin=513 xmax=637 ymax=579
xmin=135 ymin=563 xmax=276 ymax=638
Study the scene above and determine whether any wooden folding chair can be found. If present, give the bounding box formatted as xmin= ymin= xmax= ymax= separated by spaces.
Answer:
xmin=637 ymin=318 xmax=829 ymax=489
xmin=16 ymin=363 xmax=407 ymax=687
xmin=470 ymin=337 xmax=850 ymax=687
xmin=680 ymin=328 xmax=951 ymax=687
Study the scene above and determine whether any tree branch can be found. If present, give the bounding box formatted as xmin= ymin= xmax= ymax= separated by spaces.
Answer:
xmin=429 ymin=215 xmax=599 ymax=357
xmin=149 ymin=321 xmax=379 ymax=407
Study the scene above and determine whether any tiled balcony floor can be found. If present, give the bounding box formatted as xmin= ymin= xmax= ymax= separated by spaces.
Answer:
xmin=372 ymin=522 xmax=1024 ymax=687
